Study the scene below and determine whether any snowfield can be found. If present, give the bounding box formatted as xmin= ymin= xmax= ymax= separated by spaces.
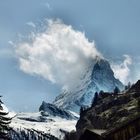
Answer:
xmin=10 ymin=112 xmax=77 ymax=140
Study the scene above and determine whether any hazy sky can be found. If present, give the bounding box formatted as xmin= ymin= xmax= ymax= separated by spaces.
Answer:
xmin=0 ymin=0 xmax=140 ymax=112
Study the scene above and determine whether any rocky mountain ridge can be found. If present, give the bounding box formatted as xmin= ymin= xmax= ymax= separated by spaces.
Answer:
xmin=53 ymin=59 xmax=124 ymax=113
xmin=39 ymin=101 xmax=78 ymax=120
xmin=75 ymin=80 xmax=140 ymax=139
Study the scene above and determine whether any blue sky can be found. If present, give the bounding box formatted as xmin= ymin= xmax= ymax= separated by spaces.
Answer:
xmin=0 ymin=0 xmax=140 ymax=112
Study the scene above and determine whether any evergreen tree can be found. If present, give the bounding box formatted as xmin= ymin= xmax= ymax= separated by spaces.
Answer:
xmin=0 ymin=96 xmax=12 ymax=139
xmin=91 ymin=92 xmax=98 ymax=107
xmin=99 ymin=90 xmax=104 ymax=96
xmin=127 ymin=82 xmax=131 ymax=89
xmin=114 ymin=86 xmax=120 ymax=95
xmin=80 ymin=106 xmax=84 ymax=116
xmin=79 ymin=106 xmax=89 ymax=116
xmin=125 ymin=85 xmax=128 ymax=90
xmin=125 ymin=82 xmax=131 ymax=90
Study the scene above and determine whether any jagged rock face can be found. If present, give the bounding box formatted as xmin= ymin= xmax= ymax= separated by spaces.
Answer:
xmin=76 ymin=80 xmax=140 ymax=138
xmin=39 ymin=101 xmax=78 ymax=120
xmin=53 ymin=59 xmax=124 ymax=113
xmin=129 ymin=80 xmax=140 ymax=92
xmin=91 ymin=59 xmax=123 ymax=91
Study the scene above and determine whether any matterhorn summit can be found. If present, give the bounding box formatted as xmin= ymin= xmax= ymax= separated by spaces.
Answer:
xmin=53 ymin=58 xmax=124 ymax=113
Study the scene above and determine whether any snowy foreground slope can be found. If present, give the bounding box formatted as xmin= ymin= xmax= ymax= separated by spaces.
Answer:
xmin=53 ymin=59 xmax=124 ymax=113
xmin=10 ymin=112 xmax=77 ymax=140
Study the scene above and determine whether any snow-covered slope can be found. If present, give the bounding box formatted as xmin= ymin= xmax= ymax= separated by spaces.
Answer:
xmin=53 ymin=59 xmax=124 ymax=113
xmin=10 ymin=112 xmax=76 ymax=140
xmin=9 ymin=101 xmax=79 ymax=139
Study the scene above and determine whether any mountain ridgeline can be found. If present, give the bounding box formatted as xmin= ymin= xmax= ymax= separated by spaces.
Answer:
xmin=64 ymin=80 xmax=140 ymax=140
xmin=53 ymin=59 xmax=124 ymax=113
xmin=39 ymin=101 xmax=78 ymax=120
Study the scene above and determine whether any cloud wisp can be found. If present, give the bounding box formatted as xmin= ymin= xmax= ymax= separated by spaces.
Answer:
xmin=44 ymin=2 xmax=52 ymax=11
xmin=15 ymin=19 xmax=102 ymax=90
xmin=111 ymin=55 xmax=132 ymax=84
xmin=26 ymin=22 xmax=36 ymax=28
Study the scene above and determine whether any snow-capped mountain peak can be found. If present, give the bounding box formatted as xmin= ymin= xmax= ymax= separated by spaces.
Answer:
xmin=53 ymin=59 xmax=124 ymax=113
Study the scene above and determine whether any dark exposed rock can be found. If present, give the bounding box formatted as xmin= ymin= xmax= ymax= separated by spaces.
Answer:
xmin=39 ymin=101 xmax=78 ymax=120
xmin=129 ymin=80 xmax=140 ymax=92
xmin=76 ymin=80 xmax=140 ymax=139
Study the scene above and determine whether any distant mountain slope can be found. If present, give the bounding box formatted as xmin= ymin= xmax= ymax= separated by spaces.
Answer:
xmin=53 ymin=59 xmax=124 ymax=113
xmin=9 ymin=101 xmax=79 ymax=139
xmin=39 ymin=101 xmax=78 ymax=120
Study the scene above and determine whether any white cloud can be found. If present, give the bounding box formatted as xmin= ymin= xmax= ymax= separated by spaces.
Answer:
xmin=26 ymin=22 xmax=36 ymax=28
xmin=15 ymin=19 xmax=102 ymax=89
xmin=44 ymin=2 xmax=52 ymax=10
xmin=8 ymin=41 xmax=14 ymax=46
xmin=111 ymin=55 xmax=132 ymax=84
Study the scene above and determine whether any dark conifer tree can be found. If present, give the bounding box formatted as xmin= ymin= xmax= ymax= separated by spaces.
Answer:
xmin=91 ymin=92 xmax=98 ymax=107
xmin=125 ymin=82 xmax=131 ymax=90
xmin=0 ymin=96 xmax=12 ymax=139
xmin=127 ymin=82 xmax=131 ymax=89
xmin=114 ymin=86 xmax=120 ymax=95
xmin=80 ymin=106 xmax=84 ymax=116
